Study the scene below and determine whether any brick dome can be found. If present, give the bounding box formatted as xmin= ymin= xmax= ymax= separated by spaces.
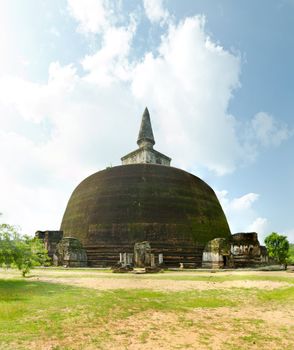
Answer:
xmin=60 ymin=164 xmax=231 ymax=266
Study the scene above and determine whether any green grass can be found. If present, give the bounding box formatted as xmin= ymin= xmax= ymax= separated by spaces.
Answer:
xmin=0 ymin=279 xmax=236 ymax=345
xmin=258 ymin=286 xmax=294 ymax=303
xmin=0 ymin=272 xmax=294 ymax=349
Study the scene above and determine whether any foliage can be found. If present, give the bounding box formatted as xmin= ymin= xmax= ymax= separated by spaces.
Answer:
xmin=288 ymin=243 xmax=294 ymax=265
xmin=0 ymin=224 xmax=49 ymax=276
xmin=264 ymin=232 xmax=289 ymax=268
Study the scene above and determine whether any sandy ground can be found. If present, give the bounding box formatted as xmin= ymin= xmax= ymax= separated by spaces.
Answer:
xmin=26 ymin=304 xmax=294 ymax=350
xmin=98 ymin=306 xmax=294 ymax=350
xmin=24 ymin=309 xmax=294 ymax=350
xmin=31 ymin=275 xmax=291 ymax=291
xmin=24 ymin=268 xmax=293 ymax=291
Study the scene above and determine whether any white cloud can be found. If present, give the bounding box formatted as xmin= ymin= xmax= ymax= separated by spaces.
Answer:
xmin=217 ymin=190 xmax=260 ymax=214
xmin=67 ymin=0 xmax=137 ymax=86
xmin=49 ymin=27 xmax=60 ymax=37
xmin=251 ymin=112 xmax=291 ymax=147
xmin=230 ymin=193 xmax=259 ymax=211
xmin=247 ymin=217 xmax=269 ymax=243
xmin=216 ymin=190 xmax=266 ymax=237
xmin=143 ymin=0 xmax=169 ymax=24
xmin=131 ymin=16 xmax=242 ymax=174
xmin=217 ymin=189 xmax=291 ymax=244
xmin=67 ymin=0 xmax=112 ymax=34
xmin=0 ymin=62 xmax=142 ymax=234
xmin=82 ymin=19 xmax=136 ymax=85
xmin=0 ymin=63 xmax=77 ymax=124
xmin=0 ymin=181 xmax=68 ymax=235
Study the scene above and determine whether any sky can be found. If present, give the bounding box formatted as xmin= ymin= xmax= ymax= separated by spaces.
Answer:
xmin=0 ymin=0 xmax=293 ymax=243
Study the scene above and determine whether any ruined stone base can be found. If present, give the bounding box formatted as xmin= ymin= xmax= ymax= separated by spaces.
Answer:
xmin=202 ymin=238 xmax=233 ymax=269
xmin=145 ymin=266 xmax=162 ymax=273
xmin=53 ymin=237 xmax=87 ymax=267
xmin=112 ymin=264 xmax=134 ymax=273
xmin=202 ymin=233 xmax=269 ymax=269
xmin=35 ymin=230 xmax=63 ymax=261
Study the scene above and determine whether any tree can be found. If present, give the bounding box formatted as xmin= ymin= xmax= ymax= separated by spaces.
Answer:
xmin=288 ymin=243 xmax=294 ymax=265
xmin=0 ymin=223 xmax=49 ymax=276
xmin=264 ymin=232 xmax=289 ymax=269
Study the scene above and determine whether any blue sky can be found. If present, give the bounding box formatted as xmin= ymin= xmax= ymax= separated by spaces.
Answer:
xmin=0 ymin=0 xmax=293 ymax=243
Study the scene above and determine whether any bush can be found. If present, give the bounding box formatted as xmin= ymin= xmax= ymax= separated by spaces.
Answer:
xmin=264 ymin=232 xmax=289 ymax=269
xmin=0 ymin=223 xmax=49 ymax=276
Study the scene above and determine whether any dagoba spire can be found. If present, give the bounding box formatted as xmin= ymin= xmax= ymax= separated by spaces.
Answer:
xmin=121 ymin=107 xmax=171 ymax=166
xmin=137 ymin=107 xmax=155 ymax=148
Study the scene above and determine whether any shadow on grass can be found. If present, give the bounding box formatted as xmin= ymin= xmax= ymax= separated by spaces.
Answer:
xmin=0 ymin=279 xmax=72 ymax=298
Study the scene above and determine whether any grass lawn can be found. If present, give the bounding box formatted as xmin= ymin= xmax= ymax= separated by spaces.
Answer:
xmin=0 ymin=269 xmax=294 ymax=350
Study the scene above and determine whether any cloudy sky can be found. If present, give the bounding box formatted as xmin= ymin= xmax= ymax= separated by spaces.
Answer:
xmin=0 ymin=0 xmax=293 ymax=243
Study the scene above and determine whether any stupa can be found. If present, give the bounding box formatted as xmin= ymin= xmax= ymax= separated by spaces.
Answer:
xmin=59 ymin=108 xmax=231 ymax=267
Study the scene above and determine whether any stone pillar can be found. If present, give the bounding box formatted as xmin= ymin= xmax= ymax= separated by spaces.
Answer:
xmin=150 ymin=254 xmax=155 ymax=267
xmin=158 ymin=253 xmax=163 ymax=265
xmin=134 ymin=241 xmax=151 ymax=267
xmin=123 ymin=252 xmax=127 ymax=266
xmin=127 ymin=253 xmax=133 ymax=265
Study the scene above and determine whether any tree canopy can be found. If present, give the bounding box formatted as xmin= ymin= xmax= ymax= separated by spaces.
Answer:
xmin=0 ymin=223 xmax=49 ymax=276
xmin=264 ymin=232 xmax=289 ymax=269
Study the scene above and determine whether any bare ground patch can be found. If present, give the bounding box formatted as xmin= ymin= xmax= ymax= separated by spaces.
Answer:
xmin=16 ymin=306 xmax=294 ymax=350
xmin=30 ymin=275 xmax=291 ymax=291
xmin=100 ymin=307 xmax=294 ymax=350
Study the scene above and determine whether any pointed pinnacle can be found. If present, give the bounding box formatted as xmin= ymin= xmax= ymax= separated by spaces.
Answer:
xmin=137 ymin=107 xmax=155 ymax=147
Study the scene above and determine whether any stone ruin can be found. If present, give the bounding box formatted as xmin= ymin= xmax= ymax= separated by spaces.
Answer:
xmin=35 ymin=230 xmax=63 ymax=259
xmin=202 ymin=238 xmax=233 ymax=269
xmin=36 ymin=230 xmax=268 ymax=270
xmin=113 ymin=241 xmax=163 ymax=273
xmin=35 ymin=231 xmax=87 ymax=267
xmin=202 ymin=232 xmax=268 ymax=269
xmin=134 ymin=241 xmax=151 ymax=267
xmin=53 ymin=237 xmax=87 ymax=267
xmin=231 ymin=232 xmax=267 ymax=267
